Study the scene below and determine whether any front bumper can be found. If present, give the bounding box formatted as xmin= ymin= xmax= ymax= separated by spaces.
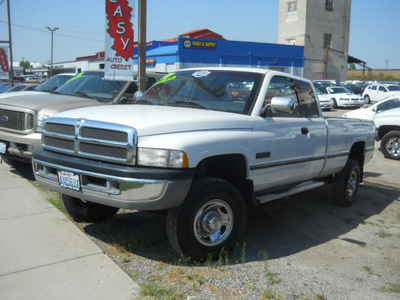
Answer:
xmin=32 ymin=148 xmax=195 ymax=210
xmin=0 ymin=131 xmax=41 ymax=159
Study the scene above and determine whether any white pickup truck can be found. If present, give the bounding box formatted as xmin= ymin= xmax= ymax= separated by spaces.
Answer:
xmin=32 ymin=68 xmax=375 ymax=260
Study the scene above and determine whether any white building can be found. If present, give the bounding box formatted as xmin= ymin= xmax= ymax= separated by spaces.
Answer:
xmin=277 ymin=0 xmax=351 ymax=81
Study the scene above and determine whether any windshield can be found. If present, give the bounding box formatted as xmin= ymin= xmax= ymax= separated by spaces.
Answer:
xmin=56 ymin=72 xmax=127 ymax=102
xmin=387 ymin=85 xmax=400 ymax=91
xmin=35 ymin=74 xmax=74 ymax=92
xmin=327 ymin=87 xmax=350 ymax=94
xmin=135 ymin=70 xmax=262 ymax=114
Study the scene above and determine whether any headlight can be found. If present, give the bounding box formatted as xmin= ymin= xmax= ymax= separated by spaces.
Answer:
xmin=36 ymin=114 xmax=50 ymax=132
xmin=138 ymin=148 xmax=188 ymax=168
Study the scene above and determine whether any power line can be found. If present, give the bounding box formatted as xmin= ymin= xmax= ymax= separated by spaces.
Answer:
xmin=0 ymin=20 xmax=104 ymax=42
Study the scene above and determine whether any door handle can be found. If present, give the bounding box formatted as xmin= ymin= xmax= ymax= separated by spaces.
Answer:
xmin=301 ymin=127 xmax=309 ymax=135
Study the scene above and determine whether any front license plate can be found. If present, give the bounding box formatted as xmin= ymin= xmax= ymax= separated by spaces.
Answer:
xmin=58 ymin=171 xmax=81 ymax=191
xmin=0 ymin=142 xmax=6 ymax=154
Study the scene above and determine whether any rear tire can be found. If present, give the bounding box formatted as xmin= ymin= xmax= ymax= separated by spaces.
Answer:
xmin=333 ymin=159 xmax=360 ymax=206
xmin=166 ymin=177 xmax=247 ymax=261
xmin=381 ymin=131 xmax=400 ymax=160
xmin=60 ymin=194 xmax=119 ymax=222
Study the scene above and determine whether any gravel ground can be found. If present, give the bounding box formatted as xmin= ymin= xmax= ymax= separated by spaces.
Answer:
xmin=30 ymin=108 xmax=400 ymax=300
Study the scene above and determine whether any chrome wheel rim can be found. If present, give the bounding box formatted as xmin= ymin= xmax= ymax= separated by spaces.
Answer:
xmin=346 ymin=170 xmax=358 ymax=197
xmin=193 ymin=199 xmax=234 ymax=247
xmin=386 ymin=137 xmax=400 ymax=158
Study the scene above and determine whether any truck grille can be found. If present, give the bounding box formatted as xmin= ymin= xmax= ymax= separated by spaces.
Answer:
xmin=0 ymin=107 xmax=35 ymax=132
xmin=42 ymin=117 xmax=137 ymax=164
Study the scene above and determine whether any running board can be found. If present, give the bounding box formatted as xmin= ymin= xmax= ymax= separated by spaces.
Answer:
xmin=256 ymin=181 xmax=327 ymax=205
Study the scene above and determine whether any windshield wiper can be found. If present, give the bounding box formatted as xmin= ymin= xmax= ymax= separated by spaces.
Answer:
xmin=73 ymin=92 xmax=96 ymax=100
xmin=169 ymin=100 xmax=210 ymax=110
xmin=51 ymin=90 xmax=64 ymax=95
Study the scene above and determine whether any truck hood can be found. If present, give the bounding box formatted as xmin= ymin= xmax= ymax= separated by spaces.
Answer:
xmin=53 ymin=105 xmax=254 ymax=136
xmin=0 ymin=93 xmax=103 ymax=115
xmin=374 ymin=107 xmax=400 ymax=119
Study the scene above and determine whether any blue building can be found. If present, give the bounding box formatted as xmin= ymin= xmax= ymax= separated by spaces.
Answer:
xmin=134 ymin=37 xmax=305 ymax=77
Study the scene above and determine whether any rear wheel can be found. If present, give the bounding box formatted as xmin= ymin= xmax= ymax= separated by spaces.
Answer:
xmin=381 ymin=131 xmax=400 ymax=160
xmin=166 ymin=177 xmax=247 ymax=261
xmin=60 ymin=194 xmax=119 ymax=222
xmin=333 ymin=159 xmax=360 ymax=206
xmin=364 ymin=95 xmax=371 ymax=104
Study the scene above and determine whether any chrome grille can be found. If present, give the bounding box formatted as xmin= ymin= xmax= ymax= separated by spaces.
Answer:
xmin=42 ymin=117 xmax=137 ymax=164
xmin=0 ymin=108 xmax=35 ymax=132
xmin=81 ymin=127 xmax=128 ymax=142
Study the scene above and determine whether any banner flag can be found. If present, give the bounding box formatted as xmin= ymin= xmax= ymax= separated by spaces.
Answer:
xmin=105 ymin=0 xmax=135 ymax=81
xmin=0 ymin=47 xmax=10 ymax=80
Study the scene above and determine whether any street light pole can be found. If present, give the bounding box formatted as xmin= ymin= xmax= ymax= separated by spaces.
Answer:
xmin=45 ymin=26 xmax=59 ymax=78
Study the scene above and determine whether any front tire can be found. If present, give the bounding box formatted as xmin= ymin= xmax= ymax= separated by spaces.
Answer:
xmin=332 ymin=98 xmax=338 ymax=109
xmin=364 ymin=95 xmax=371 ymax=104
xmin=333 ymin=159 xmax=361 ymax=206
xmin=381 ymin=131 xmax=400 ymax=160
xmin=60 ymin=194 xmax=119 ymax=222
xmin=166 ymin=178 xmax=247 ymax=261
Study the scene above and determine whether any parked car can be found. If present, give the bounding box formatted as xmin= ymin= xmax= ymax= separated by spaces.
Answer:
xmin=313 ymin=79 xmax=341 ymax=87
xmin=0 ymin=71 xmax=164 ymax=167
xmin=316 ymin=88 xmax=334 ymax=110
xmin=342 ymin=96 xmax=400 ymax=120
xmin=34 ymin=73 xmax=76 ymax=92
xmin=318 ymin=86 xmax=364 ymax=108
xmin=32 ymin=68 xmax=375 ymax=260
xmin=0 ymin=82 xmax=39 ymax=93
xmin=343 ymin=83 xmax=368 ymax=95
xmin=374 ymin=107 xmax=400 ymax=160
xmin=362 ymin=84 xmax=400 ymax=104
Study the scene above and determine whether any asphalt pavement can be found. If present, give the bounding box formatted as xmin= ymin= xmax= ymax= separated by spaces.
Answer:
xmin=0 ymin=162 xmax=140 ymax=300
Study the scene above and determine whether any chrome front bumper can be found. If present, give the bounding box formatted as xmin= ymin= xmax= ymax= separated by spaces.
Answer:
xmin=33 ymin=158 xmax=193 ymax=211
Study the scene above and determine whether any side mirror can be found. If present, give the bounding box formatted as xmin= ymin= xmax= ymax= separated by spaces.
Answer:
xmin=270 ymin=96 xmax=296 ymax=115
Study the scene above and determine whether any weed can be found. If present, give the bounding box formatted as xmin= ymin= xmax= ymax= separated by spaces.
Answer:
xmin=377 ymin=230 xmax=392 ymax=238
xmin=46 ymin=196 xmax=64 ymax=211
xmin=315 ymin=292 xmax=326 ymax=299
xmin=122 ymin=258 xmax=131 ymax=263
xmin=363 ymin=265 xmax=372 ymax=274
xmin=380 ymin=282 xmax=400 ymax=293
xmin=241 ymin=241 xmax=247 ymax=265
xmin=261 ymin=288 xmax=276 ymax=299
xmin=206 ymin=252 xmax=213 ymax=268
xmin=140 ymin=281 xmax=185 ymax=299
xmin=258 ymin=250 xmax=269 ymax=274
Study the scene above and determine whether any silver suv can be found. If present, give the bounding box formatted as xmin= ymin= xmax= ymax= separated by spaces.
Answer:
xmin=0 ymin=70 xmax=164 ymax=167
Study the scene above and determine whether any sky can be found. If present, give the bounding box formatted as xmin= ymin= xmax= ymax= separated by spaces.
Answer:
xmin=0 ymin=0 xmax=399 ymax=70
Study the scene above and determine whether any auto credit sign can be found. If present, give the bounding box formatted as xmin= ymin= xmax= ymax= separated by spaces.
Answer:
xmin=105 ymin=0 xmax=135 ymax=81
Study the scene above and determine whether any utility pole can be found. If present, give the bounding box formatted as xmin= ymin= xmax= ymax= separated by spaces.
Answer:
xmin=138 ymin=0 xmax=147 ymax=92
xmin=7 ymin=0 xmax=14 ymax=86
xmin=45 ymin=26 xmax=59 ymax=78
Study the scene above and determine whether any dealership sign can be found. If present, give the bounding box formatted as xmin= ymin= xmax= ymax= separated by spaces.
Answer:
xmin=0 ymin=47 xmax=9 ymax=79
xmin=105 ymin=0 xmax=135 ymax=81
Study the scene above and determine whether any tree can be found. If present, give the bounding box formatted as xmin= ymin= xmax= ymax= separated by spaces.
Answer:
xmin=19 ymin=60 xmax=32 ymax=74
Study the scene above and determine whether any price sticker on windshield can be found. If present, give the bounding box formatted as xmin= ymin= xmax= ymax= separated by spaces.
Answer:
xmin=192 ymin=71 xmax=211 ymax=78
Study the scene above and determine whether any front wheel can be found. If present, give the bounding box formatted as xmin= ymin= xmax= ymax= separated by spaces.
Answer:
xmin=60 ymin=194 xmax=119 ymax=222
xmin=332 ymin=98 xmax=338 ymax=109
xmin=166 ymin=178 xmax=247 ymax=261
xmin=381 ymin=131 xmax=400 ymax=160
xmin=332 ymin=159 xmax=361 ymax=206
xmin=364 ymin=95 xmax=371 ymax=104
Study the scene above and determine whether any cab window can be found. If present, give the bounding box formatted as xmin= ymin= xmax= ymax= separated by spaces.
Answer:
xmin=264 ymin=76 xmax=298 ymax=117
